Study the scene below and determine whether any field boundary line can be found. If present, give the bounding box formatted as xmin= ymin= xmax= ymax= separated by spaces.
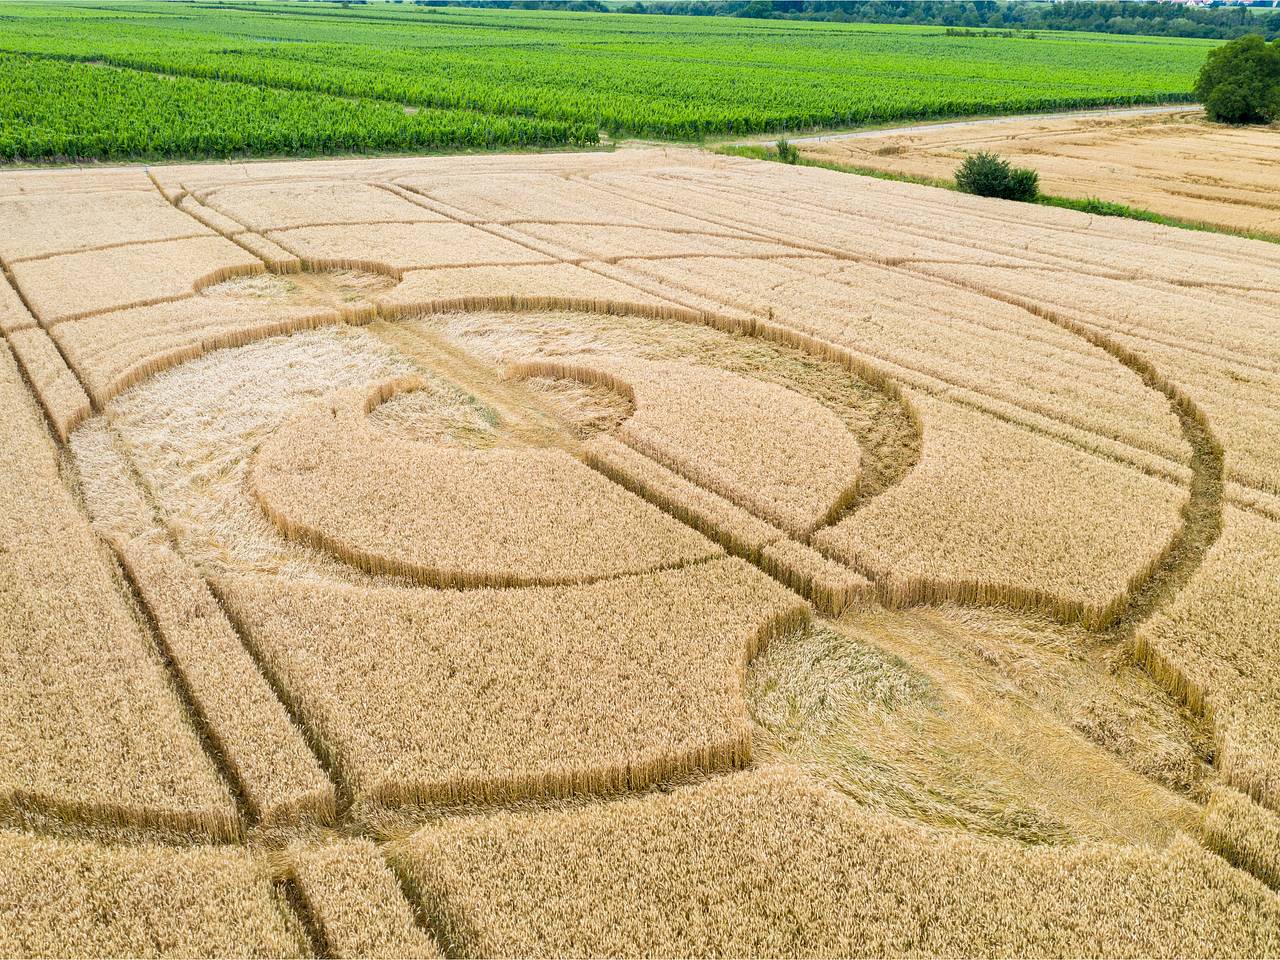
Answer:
xmin=104 ymin=535 xmax=257 ymax=835
xmin=275 ymin=873 xmax=334 ymax=960
xmin=205 ymin=580 xmax=356 ymax=819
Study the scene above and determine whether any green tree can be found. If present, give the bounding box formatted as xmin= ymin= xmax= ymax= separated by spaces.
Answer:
xmin=1195 ymin=34 xmax=1280 ymax=124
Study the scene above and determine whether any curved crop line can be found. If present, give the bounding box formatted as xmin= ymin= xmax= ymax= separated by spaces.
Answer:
xmin=509 ymin=355 xmax=862 ymax=542
xmin=365 ymin=598 xmax=811 ymax=812
xmin=41 ymin=261 xmax=267 ymax=329
xmin=931 ymin=273 xmax=1224 ymax=631
xmin=576 ymin=169 xmax=1226 ymax=627
xmin=249 ymin=377 xmax=720 ymax=592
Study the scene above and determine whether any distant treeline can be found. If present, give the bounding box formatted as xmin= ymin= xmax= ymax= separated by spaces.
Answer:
xmin=414 ymin=1 xmax=1280 ymax=41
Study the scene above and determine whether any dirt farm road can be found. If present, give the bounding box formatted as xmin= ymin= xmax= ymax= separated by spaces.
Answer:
xmin=733 ymin=103 xmax=1197 ymax=146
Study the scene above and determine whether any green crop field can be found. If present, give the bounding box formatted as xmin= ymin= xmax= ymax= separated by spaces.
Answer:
xmin=0 ymin=1 xmax=1215 ymax=163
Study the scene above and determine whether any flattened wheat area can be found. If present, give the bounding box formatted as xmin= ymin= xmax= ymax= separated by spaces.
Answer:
xmin=2 ymin=3 xmax=1280 ymax=959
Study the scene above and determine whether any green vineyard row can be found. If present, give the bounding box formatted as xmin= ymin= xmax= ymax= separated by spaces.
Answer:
xmin=0 ymin=1 xmax=1211 ymax=162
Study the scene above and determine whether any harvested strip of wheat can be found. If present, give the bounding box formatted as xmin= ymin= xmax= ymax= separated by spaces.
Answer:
xmin=0 ymin=190 xmax=210 ymax=263
xmin=393 ymin=766 xmax=1280 ymax=958
xmin=235 ymin=233 xmax=303 ymax=274
xmin=0 ymin=830 xmax=304 ymax=958
xmin=813 ymin=393 xmax=1186 ymax=631
xmin=5 ymin=326 xmax=92 ymax=440
xmin=378 ymin=261 xmax=691 ymax=323
xmin=0 ymin=273 xmax=35 ymax=334
xmin=202 ymin=179 xmax=448 ymax=233
xmin=1133 ymin=506 xmax=1280 ymax=810
xmin=515 ymin=356 xmax=861 ymax=538
xmin=176 ymin=195 xmax=248 ymax=238
xmin=52 ymin=298 xmax=341 ymax=407
xmin=215 ymin=558 xmax=808 ymax=807
xmin=267 ymin=222 xmax=550 ymax=275
xmin=9 ymin=235 xmax=263 ymax=327
xmin=251 ymin=383 xmax=718 ymax=588
xmin=583 ymin=434 xmax=784 ymax=562
xmin=286 ymin=839 xmax=441 ymax=958
xmin=113 ymin=536 xmax=336 ymax=827
xmin=0 ymin=344 xmax=235 ymax=838
xmin=758 ymin=539 xmax=872 ymax=617
xmin=1204 ymin=786 xmax=1280 ymax=889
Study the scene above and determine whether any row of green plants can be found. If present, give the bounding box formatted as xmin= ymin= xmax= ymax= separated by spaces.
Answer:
xmin=0 ymin=0 xmax=1210 ymax=160
xmin=0 ymin=54 xmax=593 ymax=162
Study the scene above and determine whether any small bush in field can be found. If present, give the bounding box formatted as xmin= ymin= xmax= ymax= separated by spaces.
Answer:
xmin=955 ymin=151 xmax=1039 ymax=201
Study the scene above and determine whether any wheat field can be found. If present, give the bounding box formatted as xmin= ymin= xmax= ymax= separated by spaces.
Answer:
xmin=800 ymin=109 xmax=1280 ymax=236
xmin=1 ymin=147 xmax=1279 ymax=956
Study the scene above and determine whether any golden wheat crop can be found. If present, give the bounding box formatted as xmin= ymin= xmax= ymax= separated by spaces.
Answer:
xmin=623 ymin=253 xmax=1190 ymax=475
xmin=216 ymin=558 xmax=808 ymax=807
xmin=514 ymin=221 xmax=794 ymax=261
xmin=9 ymin=235 xmax=263 ymax=326
xmin=0 ymin=189 xmax=208 ymax=263
xmin=814 ymin=393 xmax=1186 ymax=629
xmin=0 ymin=166 xmax=157 ymax=199
xmin=379 ymin=261 xmax=695 ymax=322
xmin=200 ymin=179 xmax=447 ymax=233
xmin=235 ymin=232 xmax=305 ymax=273
xmin=102 ymin=327 xmax=425 ymax=584
xmin=584 ymin=433 xmax=785 ymax=561
xmin=53 ymin=297 xmax=342 ymax=407
xmin=757 ymin=538 xmax=872 ymax=617
xmin=394 ymin=169 xmax=712 ymax=228
xmin=251 ymin=380 xmax=718 ymax=587
xmin=5 ymin=145 xmax=1280 ymax=956
xmin=1204 ymin=786 xmax=1280 ymax=890
xmin=0 ymin=273 xmax=35 ymax=334
xmin=176 ymin=195 xmax=249 ymax=238
xmin=514 ymin=356 xmax=862 ymax=537
xmin=912 ymin=259 xmax=1280 ymax=498
xmin=0 ymin=831 xmax=303 ymax=958
xmin=5 ymin=326 xmax=92 ymax=440
xmin=0 ymin=344 xmax=236 ymax=837
xmin=285 ymin=839 xmax=440 ymax=959
xmin=1135 ymin=507 xmax=1280 ymax=810
xmin=68 ymin=417 xmax=160 ymax=544
xmin=267 ymin=221 xmax=549 ymax=275
xmin=393 ymin=766 xmax=1280 ymax=958
xmin=112 ymin=536 xmax=336 ymax=827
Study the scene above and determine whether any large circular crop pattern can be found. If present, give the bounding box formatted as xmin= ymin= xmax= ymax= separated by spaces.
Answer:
xmin=2 ymin=148 xmax=1280 ymax=957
